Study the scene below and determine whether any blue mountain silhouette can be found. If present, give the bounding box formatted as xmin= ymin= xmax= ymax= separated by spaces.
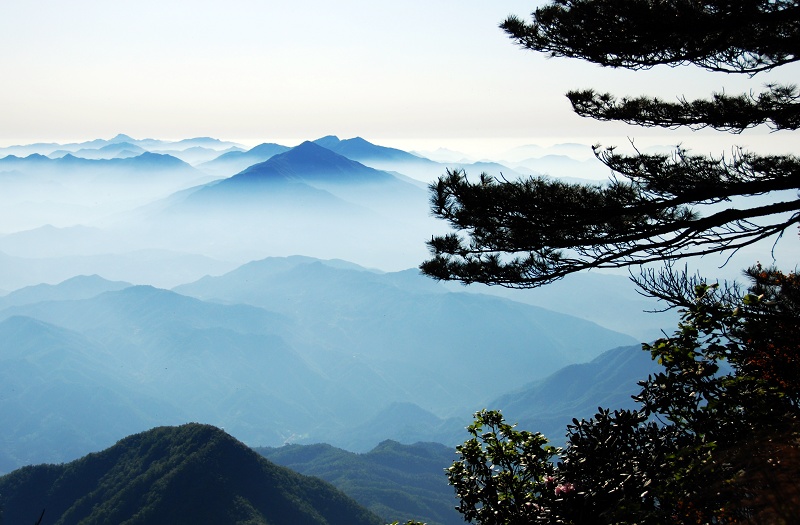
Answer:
xmin=178 ymin=141 xmax=407 ymax=212
xmin=313 ymin=135 xmax=432 ymax=164
xmin=0 ymin=151 xmax=192 ymax=171
xmin=231 ymin=140 xmax=397 ymax=184
xmin=198 ymin=142 xmax=291 ymax=177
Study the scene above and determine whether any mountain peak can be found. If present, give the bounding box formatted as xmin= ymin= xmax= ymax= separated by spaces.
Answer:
xmin=110 ymin=133 xmax=136 ymax=143
xmin=313 ymin=136 xmax=429 ymax=164
xmin=295 ymin=139 xmax=330 ymax=151
xmin=312 ymin=135 xmax=341 ymax=149
xmin=341 ymin=136 xmax=371 ymax=146
xmin=248 ymin=142 xmax=290 ymax=155
xmin=0 ymin=274 xmax=131 ymax=309
xmin=288 ymin=140 xmax=344 ymax=158
xmin=230 ymin=140 xmax=390 ymax=185
xmin=120 ymin=151 xmax=192 ymax=169
xmin=0 ymin=424 xmax=381 ymax=525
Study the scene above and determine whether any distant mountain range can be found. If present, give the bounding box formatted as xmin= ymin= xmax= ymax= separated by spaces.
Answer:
xmin=179 ymin=141 xmax=404 ymax=207
xmin=0 ymin=274 xmax=131 ymax=308
xmin=0 ymin=256 xmax=637 ymax=473
xmin=198 ymin=142 xmax=291 ymax=177
xmin=0 ymin=149 xmax=197 ymax=174
xmin=0 ymin=424 xmax=381 ymax=525
xmin=0 ymin=338 xmax=662 ymax=525
xmin=0 ymin=133 xmax=544 ymax=183
xmin=260 ymin=344 xmax=663 ymax=524
xmin=49 ymin=140 xmax=148 ymax=160
xmin=0 ymin=342 xmax=661 ymax=525
xmin=100 ymin=140 xmax=444 ymax=271
xmin=0 ymin=133 xmax=599 ymax=269
xmin=0 ymin=133 xmax=244 ymax=158
xmin=171 ymin=256 xmax=636 ymax=407
xmin=314 ymin=135 xmax=433 ymax=164
xmin=0 ymin=133 xmax=756 ymax=525
xmin=0 ymin=149 xmax=214 ymax=233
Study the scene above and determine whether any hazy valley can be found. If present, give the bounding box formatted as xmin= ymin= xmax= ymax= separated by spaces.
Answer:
xmin=1 ymin=134 xmax=678 ymax=524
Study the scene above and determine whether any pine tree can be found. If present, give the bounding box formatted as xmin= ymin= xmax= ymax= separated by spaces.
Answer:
xmin=421 ymin=0 xmax=800 ymax=287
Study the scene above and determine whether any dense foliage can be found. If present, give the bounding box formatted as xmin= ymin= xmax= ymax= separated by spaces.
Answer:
xmin=447 ymin=266 xmax=800 ymax=523
xmin=501 ymin=0 xmax=800 ymax=73
xmin=421 ymin=0 xmax=800 ymax=288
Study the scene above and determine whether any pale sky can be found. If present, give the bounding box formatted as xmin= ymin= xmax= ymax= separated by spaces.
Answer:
xmin=2 ymin=1 xmax=798 ymax=158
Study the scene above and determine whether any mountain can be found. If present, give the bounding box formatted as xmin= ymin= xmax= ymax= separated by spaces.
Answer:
xmin=0 ymin=136 xmax=526 ymax=275
xmin=0 ymin=134 xmax=141 ymax=157
xmin=150 ymin=141 xmax=438 ymax=269
xmin=174 ymin=141 xmax=395 ymax=209
xmin=0 ymin=134 xmax=244 ymax=161
xmin=112 ymin=151 xmax=193 ymax=170
xmin=0 ymin=151 xmax=195 ymax=174
xmin=0 ymin=283 xmax=380 ymax=458
xmin=167 ymin=136 xmax=243 ymax=150
xmin=0 ymin=274 xmax=131 ymax=309
xmin=310 ymin=136 xmax=533 ymax=184
xmin=0 ymin=255 xmax=638 ymax=471
xmin=258 ymin=439 xmax=461 ymax=525
xmin=1 ymin=284 xmax=287 ymax=337
xmin=197 ymin=142 xmax=291 ymax=177
xmin=86 ymin=135 xmax=243 ymax=154
xmin=0 ymin=424 xmax=381 ymax=525
xmin=231 ymin=140 xmax=400 ymax=185
xmin=489 ymin=344 xmax=662 ymax=444
xmin=222 ymin=141 xmax=428 ymax=207
xmin=331 ymin=344 xmax=664 ymax=450
xmin=50 ymin=141 xmax=147 ymax=160
xmin=0 ymin=151 xmax=213 ymax=233
xmin=313 ymin=135 xmax=431 ymax=164
xmin=310 ymin=135 xmax=448 ymax=182
xmin=252 ymin=348 xmax=669 ymax=525
xmin=151 ymin=145 xmax=246 ymax=165
xmin=0 ymin=315 xmax=187 ymax=473
xmin=0 ymin=152 xmax=63 ymax=171
xmin=84 ymin=133 xmax=141 ymax=148
xmin=173 ymin=256 xmax=638 ymax=415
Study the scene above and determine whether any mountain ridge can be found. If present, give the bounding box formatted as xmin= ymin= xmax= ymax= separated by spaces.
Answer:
xmin=0 ymin=255 xmax=638 ymax=472
xmin=258 ymin=438 xmax=461 ymax=525
xmin=0 ymin=274 xmax=131 ymax=309
xmin=232 ymin=141 xmax=397 ymax=185
xmin=0 ymin=423 xmax=381 ymax=525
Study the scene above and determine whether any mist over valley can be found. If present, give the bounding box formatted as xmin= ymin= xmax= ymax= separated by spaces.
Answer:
xmin=1 ymin=134 xmax=685 ymax=523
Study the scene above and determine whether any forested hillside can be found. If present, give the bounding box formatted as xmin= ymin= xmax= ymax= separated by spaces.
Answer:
xmin=258 ymin=440 xmax=461 ymax=525
xmin=0 ymin=424 xmax=381 ymax=525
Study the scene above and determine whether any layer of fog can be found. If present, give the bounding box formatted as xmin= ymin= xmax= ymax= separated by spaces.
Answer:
xmin=1 ymin=134 xmax=795 ymax=315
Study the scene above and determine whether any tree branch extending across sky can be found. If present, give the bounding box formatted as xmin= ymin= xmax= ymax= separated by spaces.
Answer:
xmin=421 ymin=0 xmax=800 ymax=288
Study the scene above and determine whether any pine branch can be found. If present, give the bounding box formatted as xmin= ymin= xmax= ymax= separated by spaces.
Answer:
xmin=568 ymin=85 xmax=800 ymax=132
xmin=421 ymin=165 xmax=800 ymax=287
xmin=501 ymin=0 xmax=800 ymax=74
